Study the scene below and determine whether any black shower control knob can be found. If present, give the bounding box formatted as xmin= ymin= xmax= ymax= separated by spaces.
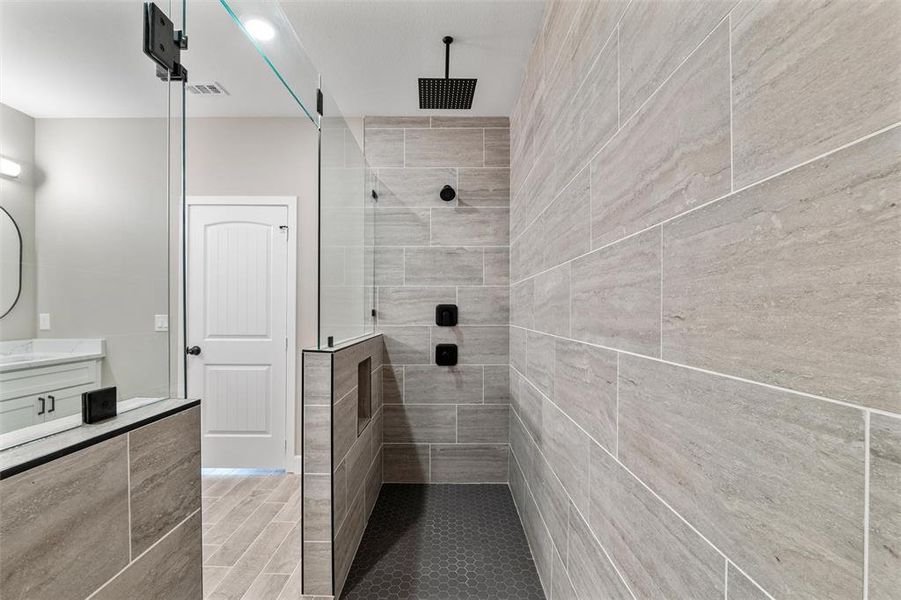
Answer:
xmin=440 ymin=185 xmax=456 ymax=202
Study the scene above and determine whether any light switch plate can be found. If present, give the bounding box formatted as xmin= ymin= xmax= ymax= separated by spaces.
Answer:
xmin=39 ymin=313 xmax=51 ymax=330
xmin=154 ymin=314 xmax=169 ymax=332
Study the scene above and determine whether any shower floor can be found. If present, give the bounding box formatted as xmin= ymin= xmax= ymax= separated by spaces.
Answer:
xmin=341 ymin=484 xmax=546 ymax=600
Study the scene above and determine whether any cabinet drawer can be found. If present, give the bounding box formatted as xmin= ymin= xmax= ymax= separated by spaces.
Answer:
xmin=0 ymin=361 xmax=101 ymax=402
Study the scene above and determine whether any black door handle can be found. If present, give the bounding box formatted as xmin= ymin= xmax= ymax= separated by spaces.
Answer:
xmin=48 ymin=395 xmax=55 ymax=413
xmin=37 ymin=397 xmax=45 ymax=415
xmin=186 ymin=345 xmax=202 ymax=356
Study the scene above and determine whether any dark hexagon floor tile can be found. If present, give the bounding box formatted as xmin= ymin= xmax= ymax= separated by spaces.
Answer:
xmin=340 ymin=484 xmax=545 ymax=600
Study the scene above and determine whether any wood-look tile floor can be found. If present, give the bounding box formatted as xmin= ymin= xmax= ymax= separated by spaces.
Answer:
xmin=201 ymin=470 xmax=303 ymax=600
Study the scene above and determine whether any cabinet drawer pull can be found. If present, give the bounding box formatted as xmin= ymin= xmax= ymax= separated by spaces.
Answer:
xmin=48 ymin=395 xmax=56 ymax=413
xmin=37 ymin=397 xmax=45 ymax=415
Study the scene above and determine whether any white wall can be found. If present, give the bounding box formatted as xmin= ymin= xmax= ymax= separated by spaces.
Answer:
xmin=33 ymin=118 xmax=169 ymax=399
xmin=0 ymin=103 xmax=36 ymax=340
xmin=185 ymin=116 xmax=319 ymax=453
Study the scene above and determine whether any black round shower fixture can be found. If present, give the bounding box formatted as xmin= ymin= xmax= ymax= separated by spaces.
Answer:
xmin=440 ymin=184 xmax=456 ymax=202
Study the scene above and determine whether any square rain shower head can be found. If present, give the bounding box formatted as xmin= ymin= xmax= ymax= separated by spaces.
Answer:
xmin=418 ymin=77 xmax=478 ymax=109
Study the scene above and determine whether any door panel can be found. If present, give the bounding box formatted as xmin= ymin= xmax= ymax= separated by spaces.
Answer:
xmin=187 ymin=202 xmax=288 ymax=469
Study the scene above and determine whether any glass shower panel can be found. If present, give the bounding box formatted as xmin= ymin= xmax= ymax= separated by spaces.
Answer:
xmin=319 ymin=104 xmax=374 ymax=347
xmin=0 ymin=0 xmax=181 ymax=441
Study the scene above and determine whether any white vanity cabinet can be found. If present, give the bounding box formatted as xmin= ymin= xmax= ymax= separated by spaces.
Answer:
xmin=0 ymin=350 xmax=103 ymax=435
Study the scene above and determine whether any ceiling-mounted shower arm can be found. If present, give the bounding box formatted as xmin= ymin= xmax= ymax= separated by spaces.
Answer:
xmin=444 ymin=36 xmax=453 ymax=79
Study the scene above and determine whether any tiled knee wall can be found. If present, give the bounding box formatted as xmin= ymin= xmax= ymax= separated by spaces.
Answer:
xmin=509 ymin=1 xmax=900 ymax=600
xmin=364 ymin=116 xmax=513 ymax=484
xmin=0 ymin=407 xmax=202 ymax=600
xmin=302 ymin=334 xmax=384 ymax=598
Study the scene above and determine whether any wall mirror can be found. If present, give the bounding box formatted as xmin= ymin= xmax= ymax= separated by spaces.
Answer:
xmin=0 ymin=0 xmax=184 ymax=447
xmin=0 ymin=208 xmax=22 ymax=318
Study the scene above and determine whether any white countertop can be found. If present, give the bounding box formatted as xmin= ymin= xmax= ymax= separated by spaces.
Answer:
xmin=0 ymin=339 xmax=105 ymax=373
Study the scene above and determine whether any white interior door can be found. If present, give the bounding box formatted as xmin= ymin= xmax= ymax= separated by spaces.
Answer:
xmin=187 ymin=200 xmax=290 ymax=469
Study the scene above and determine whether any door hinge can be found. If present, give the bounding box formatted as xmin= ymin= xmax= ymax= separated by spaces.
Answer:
xmin=285 ymin=337 xmax=288 ymax=350
xmin=143 ymin=3 xmax=188 ymax=82
xmin=279 ymin=225 xmax=289 ymax=241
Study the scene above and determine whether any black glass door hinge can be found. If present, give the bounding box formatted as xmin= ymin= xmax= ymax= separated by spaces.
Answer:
xmin=317 ymin=89 xmax=324 ymax=116
xmin=143 ymin=3 xmax=188 ymax=82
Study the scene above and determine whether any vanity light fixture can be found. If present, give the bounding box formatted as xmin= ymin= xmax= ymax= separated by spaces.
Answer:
xmin=0 ymin=157 xmax=21 ymax=179
xmin=244 ymin=18 xmax=276 ymax=42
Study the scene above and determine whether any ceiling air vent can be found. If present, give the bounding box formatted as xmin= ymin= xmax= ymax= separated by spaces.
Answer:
xmin=186 ymin=82 xmax=229 ymax=96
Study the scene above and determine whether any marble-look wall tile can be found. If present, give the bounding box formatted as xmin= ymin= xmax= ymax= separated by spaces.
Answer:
xmin=431 ymin=207 xmax=510 ymax=246
xmin=571 ymin=228 xmax=661 ymax=355
xmin=334 ymin=490 xmax=365 ymax=597
xmin=376 ymin=168 xmax=456 ymax=207
xmin=404 ymin=247 xmax=484 ymax=285
xmin=365 ymin=128 xmax=404 ymax=167
xmin=457 ymin=405 xmax=510 ymax=443
xmin=302 ymin=541 xmax=332 ymax=595
xmin=346 ymin=426 xmax=372 ymax=500
xmin=366 ymin=116 xmax=430 ymax=129
xmin=377 ymin=286 xmax=456 ymax=325
xmin=511 ymin=279 xmax=534 ymax=329
xmin=432 ymin=326 xmax=509 ymax=365
xmin=372 ymin=247 xmax=405 ymax=286
xmin=383 ymin=444 xmax=430 ymax=483
xmin=430 ymin=444 xmax=508 ymax=483
xmin=457 ymin=286 xmax=510 ymax=325
xmin=727 ymin=564 xmax=770 ymax=600
xmin=554 ymin=339 xmax=617 ymax=453
xmin=332 ymin=462 xmax=347 ymax=531
xmin=590 ymin=441 xmax=725 ymax=599
xmin=403 ymin=365 xmax=484 ymax=404
xmin=380 ymin=326 xmax=430 ymax=365
xmin=510 ymin=218 xmax=544 ymax=282
xmin=510 ymin=325 xmax=527 ymax=374
xmin=128 ymin=407 xmax=201 ymax=556
xmin=541 ymin=166 xmax=590 ymax=270
xmin=458 ymin=168 xmax=510 ymax=207
xmin=483 ymin=247 xmax=510 ymax=285
xmin=484 ymin=366 xmax=510 ymax=403
xmin=618 ymin=356 xmax=865 ymax=599
xmin=374 ymin=208 xmax=430 ymax=246
xmin=0 ymin=437 xmax=129 ymax=600
xmin=516 ymin=377 xmax=544 ymax=447
xmin=555 ymin=40 xmax=617 ymax=188
xmin=663 ymin=128 xmax=901 ymax=412
xmin=431 ymin=117 xmax=509 ymax=128
xmin=526 ymin=330 xmax=555 ymax=399
xmin=619 ymin=0 xmax=735 ymax=119
xmin=541 ymin=398 xmax=589 ymax=515
xmin=568 ymin=0 xmax=629 ymax=90
xmin=404 ymin=128 xmax=484 ymax=167
xmin=591 ymin=21 xmax=731 ymax=247
xmin=532 ymin=263 xmax=571 ymax=338
xmin=92 ymin=512 xmax=202 ymax=600
xmin=732 ymin=0 xmax=901 ymax=187
xmin=382 ymin=365 xmax=404 ymax=404
xmin=485 ymin=128 xmax=511 ymax=167
xmin=333 ymin=388 xmax=358 ymax=464
xmin=567 ymin=507 xmax=632 ymax=600
xmin=303 ymin=474 xmax=331 ymax=541
xmin=869 ymin=414 xmax=901 ymax=600
xmin=532 ymin=453 xmax=570 ymax=560
xmin=303 ymin=352 xmax=332 ymax=405
xmin=383 ymin=405 xmax=456 ymax=443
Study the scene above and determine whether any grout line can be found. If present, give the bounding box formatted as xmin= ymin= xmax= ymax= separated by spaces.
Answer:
xmin=509 ymin=120 xmax=901 ymax=284
xmin=863 ymin=410 xmax=871 ymax=600
xmin=510 ymin=325 xmax=900 ymax=419
xmin=725 ymin=560 xmax=730 ymax=599
xmin=86 ymin=508 xmax=201 ymax=600
xmin=513 ymin=372 xmax=777 ymax=600
xmin=402 ymin=129 xmax=406 ymax=168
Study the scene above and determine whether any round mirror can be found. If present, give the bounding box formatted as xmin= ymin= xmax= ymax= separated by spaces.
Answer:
xmin=0 ymin=207 xmax=22 ymax=318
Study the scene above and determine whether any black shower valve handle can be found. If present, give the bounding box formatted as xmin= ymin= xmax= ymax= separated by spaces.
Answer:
xmin=440 ymin=184 xmax=456 ymax=202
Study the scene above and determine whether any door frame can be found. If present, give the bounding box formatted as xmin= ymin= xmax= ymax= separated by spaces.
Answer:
xmin=185 ymin=195 xmax=298 ymax=471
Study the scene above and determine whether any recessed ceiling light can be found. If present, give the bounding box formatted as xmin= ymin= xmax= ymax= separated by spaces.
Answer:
xmin=244 ymin=18 xmax=275 ymax=42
